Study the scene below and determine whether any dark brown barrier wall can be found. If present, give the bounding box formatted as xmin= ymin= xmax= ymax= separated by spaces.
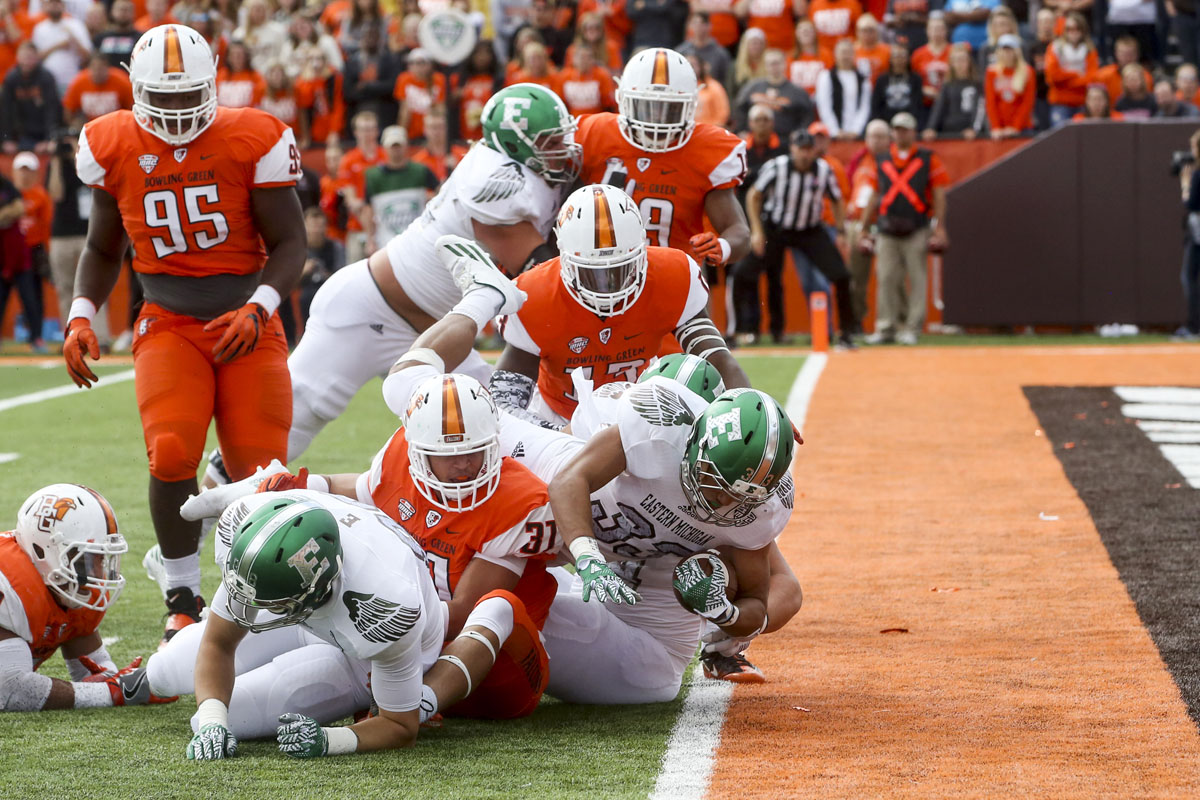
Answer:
xmin=944 ymin=120 xmax=1198 ymax=327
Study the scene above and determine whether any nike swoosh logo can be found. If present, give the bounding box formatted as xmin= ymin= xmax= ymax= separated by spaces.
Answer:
xmin=624 ymin=333 xmax=641 ymax=340
xmin=661 ymin=169 xmax=677 ymax=175
xmin=122 ymin=671 xmax=146 ymax=702
xmin=200 ymin=154 xmax=215 ymax=160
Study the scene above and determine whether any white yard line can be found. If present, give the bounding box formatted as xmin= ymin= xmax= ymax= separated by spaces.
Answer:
xmin=650 ymin=352 xmax=828 ymax=800
xmin=0 ymin=453 xmax=19 ymax=464
xmin=0 ymin=369 xmax=135 ymax=413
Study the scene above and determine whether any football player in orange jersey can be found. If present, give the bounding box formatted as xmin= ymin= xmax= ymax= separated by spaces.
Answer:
xmin=490 ymin=183 xmax=750 ymax=429
xmin=575 ymin=47 xmax=750 ymax=272
xmin=0 ymin=484 xmax=177 ymax=711
xmin=61 ymin=24 xmax=306 ymax=648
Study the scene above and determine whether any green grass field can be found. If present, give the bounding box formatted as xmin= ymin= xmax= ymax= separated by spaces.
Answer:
xmin=0 ymin=354 xmax=803 ymax=800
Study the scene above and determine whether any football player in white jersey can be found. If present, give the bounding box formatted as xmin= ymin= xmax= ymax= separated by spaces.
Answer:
xmin=151 ymin=490 xmax=524 ymax=760
xmin=284 ymin=82 xmax=578 ymax=461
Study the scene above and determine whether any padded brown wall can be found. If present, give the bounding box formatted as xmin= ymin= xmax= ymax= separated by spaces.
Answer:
xmin=944 ymin=120 xmax=1196 ymax=327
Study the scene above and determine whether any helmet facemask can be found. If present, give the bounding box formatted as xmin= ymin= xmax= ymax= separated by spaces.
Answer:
xmin=680 ymin=454 xmax=772 ymax=527
xmin=408 ymin=435 xmax=503 ymax=513
xmin=618 ymin=89 xmax=697 ymax=153
xmin=520 ymin=123 xmax=582 ymax=185
xmin=44 ymin=536 xmax=126 ymax=611
xmin=223 ymin=566 xmax=334 ymax=632
xmin=132 ymin=81 xmax=218 ymax=146
xmin=560 ymin=242 xmax=647 ymax=317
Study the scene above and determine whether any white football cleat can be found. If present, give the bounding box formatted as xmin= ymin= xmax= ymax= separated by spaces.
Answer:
xmin=436 ymin=234 xmax=526 ymax=316
xmin=142 ymin=544 xmax=169 ymax=600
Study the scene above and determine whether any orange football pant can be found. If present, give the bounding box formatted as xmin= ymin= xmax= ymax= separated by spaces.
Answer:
xmin=131 ymin=302 xmax=291 ymax=482
xmin=447 ymin=590 xmax=549 ymax=720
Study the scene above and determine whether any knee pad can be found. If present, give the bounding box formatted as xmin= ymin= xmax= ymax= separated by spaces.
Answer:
xmin=147 ymin=429 xmax=202 ymax=482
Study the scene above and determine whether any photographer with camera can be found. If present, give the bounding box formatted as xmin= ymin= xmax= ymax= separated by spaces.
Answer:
xmin=1178 ymin=129 xmax=1200 ymax=339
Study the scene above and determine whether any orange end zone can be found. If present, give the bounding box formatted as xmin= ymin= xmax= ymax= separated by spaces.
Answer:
xmin=709 ymin=346 xmax=1200 ymax=797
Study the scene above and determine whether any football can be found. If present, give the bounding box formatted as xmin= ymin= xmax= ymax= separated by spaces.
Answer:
xmin=673 ymin=547 xmax=739 ymax=613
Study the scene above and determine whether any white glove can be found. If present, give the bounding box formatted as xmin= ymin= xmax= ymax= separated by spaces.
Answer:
xmin=179 ymin=459 xmax=289 ymax=521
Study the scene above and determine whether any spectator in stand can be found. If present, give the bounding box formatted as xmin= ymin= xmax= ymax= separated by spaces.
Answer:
xmin=871 ymin=42 xmax=924 ymax=124
xmin=0 ymin=0 xmax=38 ymax=80
xmin=343 ymin=22 xmax=399 ymax=136
xmin=1113 ymin=63 xmax=1156 ymax=118
xmin=1072 ymin=84 xmax=1123 ymax=119
xmin=295 ymin=50 xmax=345 ymax=148
xmin=1095 ymin=36 xmax=1152 ymax=105
xmin=678 ymin=12 xmax=733 ymax=88
xmin=62 ymin=51 xmax=133 ymax=128
xmin=577 ymin=0 xmax=633 ymax=58
xmin=1029 ymin=8 xmax=1055 ymax=131
xmin=737 ymin=0 xmax=805 ymax=51
xmin=93 ymin=0 xmax=139 ymax=68
xmin=13 ymin=152 xmax=51 ymax=335
xmin=337 ymin=110 xmax=385 ymax=263
xmin=280 ymin=13 xmax=345 ymax=79
xmin=32 ymin=0 xmax=92 ymax=96
xmin=625 ymin=0 xmax=689 ymax=52
xmin=259 ymin=60 xmax=304 ymax=141
xmin=886 ymin=0 xmax=934 ymax=49
xmin=394 ymin=48 xmax=447 ymax=140
xmin=362 ymin=125 xmax=437 ymax=253
xmin=912 ymin=14 xmax=951 ymax=107
xmin=319 ymin=137 xmax=348 ymax=243
xmin=808 ymin=0 xmax=862 ymax=54
xmin=943 ymin=0 xmax=997 ymax=52
xmin=734 ymin=48 xmax=816 ymax=136
xmin=388 ymin=12 xmax=422 ymax=59
xmin=272 ymin=0 xmax=304 ymax=24
xmin=411 ymin=107 xmax=469 ymax=182
xmin=216 ymin=40 xmax=266 ymax=108
xmin=320 ymin=0 xmax=353 ymax=35
xmin=853 ymin=14 xmax=890 ymax=82
xmin=0 ymin=42 xmax=61 ymax=154
xmin=860 ymin=111 xmax=948 ymax=345
xmin=566 ymin=13 xmax=622 ymax=72
xmin=1168 ymin=0 xmax=1199 ymax=70
xmin=491 ymin=0 xmax=533 ymax=62
xmin=1104 ymin=0 xmax=1158 ymax=63
xmin=689 ymin=53 xmax=731 ymax=126
xmin=506 ymin=40 xmax=557 ymax=88
xmin=134 ymin=0 xmax=174 ymax=33
xmin=338 ymin=0 xmax=383 ymax=60
xmin=299 ymin=205 xmax=345 ymax=326
xmin=1178 ymin=64 xmax=1200 ymax=106
xmin=516 ymin=0 xmax=571 ymax=66
xmin=1155 ymin=80 xmax=1199 ymax=117
xmin=234 ymin=0 xmax=288 ymax=72
xmin=923 ymin=42 xmax=986 ymax=138
xmin=816 ymin=38 xmax=872 ymax=139
xmin=845 ymin=118 xmax=889 ymax=326
xmin=1045 ymin=12 xmax=1097 ymax=126
xmin=559 ymin=44 xmax=617 ymax=115
xmin=729 ymin=104 xmax=786 ymax=345
xmin=789 ymin=19 xmax=832 ymax=96
xmin=82 ymin=3 xmax=108 ymax=44
xmin=452 ymin=40 xmax=501 ymax=142
xmin=0 ymin=163 xmax=41 ymax=351
xmin=735 ymin=26 xmax=769 ymax=97
xmin=504 ymin=27 xmax=542 ymax=83
xmin=693 ymin=0 xmax=740 ymax=50
xmin=47 ymin=132 xmax=108 ymax=345
xmin=984 ymin=34 xmax=1034 ymax=138
xmin=976 ymin=6 xmax=1028 ymax=72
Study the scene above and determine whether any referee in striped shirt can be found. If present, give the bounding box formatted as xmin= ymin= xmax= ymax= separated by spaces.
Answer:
xmin=746 ymin=129 xmax=859 ymax=348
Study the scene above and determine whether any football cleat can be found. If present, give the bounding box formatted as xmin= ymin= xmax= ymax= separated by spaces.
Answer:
xmin=437 ymin=234 xmax=526 ymax=316
xmin=160 ymin=586 xmax=206 ymax=650
xmin=204 ymin=447 xmax=232 ymax=486
xmin=142 ymin=545 xmax=169 ymax=600
xmin=701 ymin=651 xmax=766 ymax=684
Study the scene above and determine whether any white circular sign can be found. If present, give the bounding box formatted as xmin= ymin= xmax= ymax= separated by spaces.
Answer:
xmin=418 ymin=8 xmax=477 ymax=67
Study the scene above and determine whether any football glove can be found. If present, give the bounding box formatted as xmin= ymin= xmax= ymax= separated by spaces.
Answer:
xmin=204 ymin=302 xmax=270 ymax=363
xmin=576 ymin=554 xmax=641 ymax=605
xmin=256 ymin=467 xmax=310 ymax=493
xmin=63 ymin=317 xmax=100 ymax=388
xmin=689 ymin=232 xmax=725 ymax=266
xmin=179 ymin=459 xmax=289 ymax=521
xmin=277 ymin=713 xmax=327 ymax=759
xmin=79 ymin=655 xmax=178 ymax=707
xmin=673 ymin=551 xmax=739 ymax=626
xmin=187 ymin=723 xmax=239 ymax=760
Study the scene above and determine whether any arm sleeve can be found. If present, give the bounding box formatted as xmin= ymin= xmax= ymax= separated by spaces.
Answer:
xmin=360 ymin=430 xmax=403 ymax=500
xmin=75 ymin=126 xmax=106 ymax=188
xmin=0 ymin=636 xmax=51 ymax=712
xmin=499 ymin=310 xmax=542 ymax=356
xmin=479 ymin=503 xmax=560 ymax=563
xmin=675 ymin=255 xmax=712 ymax=327
xmin=253 ymin=125 xmax=300 ymax=186
xmin=707 ymin=139 xmax=747 ymax=190
xmin=365 ymin=627 xmax=423 ymax=713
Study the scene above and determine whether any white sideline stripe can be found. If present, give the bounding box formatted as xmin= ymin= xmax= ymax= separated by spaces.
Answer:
xmin=0 ymin=453 xmax=18 ymax=464
xmin=0 ymin=369 xmax=135 ymax=413
xmin=101 ymin=636 xmax=120 ymax=647
xmin=649 ymin=353 xmax=827 ymax=800
xmin=1115 ymin=386 xmax=1200 ymax=405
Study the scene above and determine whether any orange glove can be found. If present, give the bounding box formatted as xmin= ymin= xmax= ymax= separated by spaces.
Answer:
xmin=204 ymin=302 xmax=270 ymax=364
xmin=256 ymin=467 xmax=310 ymax=493
xmin=689 ymin=232 xmax=725 ymax=266
xmin=63 ymin=317 xmax=101 ymax=388
xmin=80 ymin=655 xmax=178 ymax=706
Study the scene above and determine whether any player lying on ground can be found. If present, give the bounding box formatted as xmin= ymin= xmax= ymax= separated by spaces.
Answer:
xmin=166 ymin=491 xmax=531 ymax=760
xmin=0 ymin=485 xmax=176 ymax=711
xmin=490 ymin=182 xmax=749 ymax=429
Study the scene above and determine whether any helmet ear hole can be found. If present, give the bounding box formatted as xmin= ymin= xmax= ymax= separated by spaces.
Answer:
xmin=32 ymin=543 xmax=45 ymax=559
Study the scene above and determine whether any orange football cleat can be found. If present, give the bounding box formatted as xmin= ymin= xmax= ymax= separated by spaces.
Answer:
xmin=701 ymin=652 xmax=766 ymax=684
xmin=160 ymin=587 xmax=206 ymax=650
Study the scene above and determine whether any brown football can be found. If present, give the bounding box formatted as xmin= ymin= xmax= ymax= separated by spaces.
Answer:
xmin=673 ymin=546 xmax=738 ymax=613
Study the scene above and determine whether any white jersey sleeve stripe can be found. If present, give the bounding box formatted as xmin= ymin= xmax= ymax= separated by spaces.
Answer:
xmin=75 ymin=127 xmax=106 ymax=188
xmin=0 ymin=569 xmax=32 ymax=643
xmin=707 ymin=139 xmax=747 ymax=189
xmin=479 ymin=504 xmax=558 ymax=562
xmin=253 ymin=127 xmax=298 ymax=185
xmin=500 ymin=312 xmax=542 ymax=356
xmin=676 ymin=254 xmax=710 ymax=328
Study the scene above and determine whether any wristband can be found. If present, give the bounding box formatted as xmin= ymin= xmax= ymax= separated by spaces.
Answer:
xmin=323 ymin=726 xmax=358 ymax=756
xmin=72 ymin=680 xmax=115 ymax=708
xmin=196 ymin=697 xmax=229 ymax=729
xmin=248 ymin=285 xmax=281 ymax=316
xmin=68 ymin=297 xmax=96 ymax=324
xmin=568 ymin=536 xmax=603 ymax=565
xmin=717 ymin=238 xmax=731 ymax=263
xmin=307 ymin=474 xmax=331 ymax=493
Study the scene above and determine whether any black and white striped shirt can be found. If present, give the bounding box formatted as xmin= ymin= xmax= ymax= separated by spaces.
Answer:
xmin=753 ymin=155 xmax=842 ymax=232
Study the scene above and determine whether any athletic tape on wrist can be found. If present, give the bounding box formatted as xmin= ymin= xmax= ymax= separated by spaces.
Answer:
xmin=323 ymin=726 xmax=358 ymax=756
xmin=196 ymin=697 xmax=229 ymax=729
xmin=67 ymin=297 xmax=96 ymax=324
xmin=718 ymin=238 xmax=731 ymax=263
xmin=393 ymin=347 xmax=446 ymax=374
xmin=568 ymin=536 xmax=603 ymax=565
xmin=307 ymin=474 xmax=331 ymax=493
xmin=248 ymin=284 xmax=281 ymax=316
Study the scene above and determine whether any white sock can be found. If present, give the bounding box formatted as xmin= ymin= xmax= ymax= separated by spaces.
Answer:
xmin=162 ymin=553 xmax=202 ymax=595
xmin=462 ymin=596 xmax=515 ymax=643
xmin=418 ymin=684 xmax=438 ymax=723
xmin=449 ymin=289 xmax=504 ymax=333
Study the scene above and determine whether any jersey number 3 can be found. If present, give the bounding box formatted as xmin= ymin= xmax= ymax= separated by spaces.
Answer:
xmin=143 ymin=184 xmax=230 ymax=258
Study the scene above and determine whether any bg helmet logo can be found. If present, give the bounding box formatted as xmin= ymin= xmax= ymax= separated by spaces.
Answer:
xmin=34 ymin=496 xmax=76 ymax=532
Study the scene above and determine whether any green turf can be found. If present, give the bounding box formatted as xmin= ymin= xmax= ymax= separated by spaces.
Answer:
xmin=0 ymin=362 xmax=132 ymax=401
xmin=0 ymin=356 xmax=804 ymax=799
